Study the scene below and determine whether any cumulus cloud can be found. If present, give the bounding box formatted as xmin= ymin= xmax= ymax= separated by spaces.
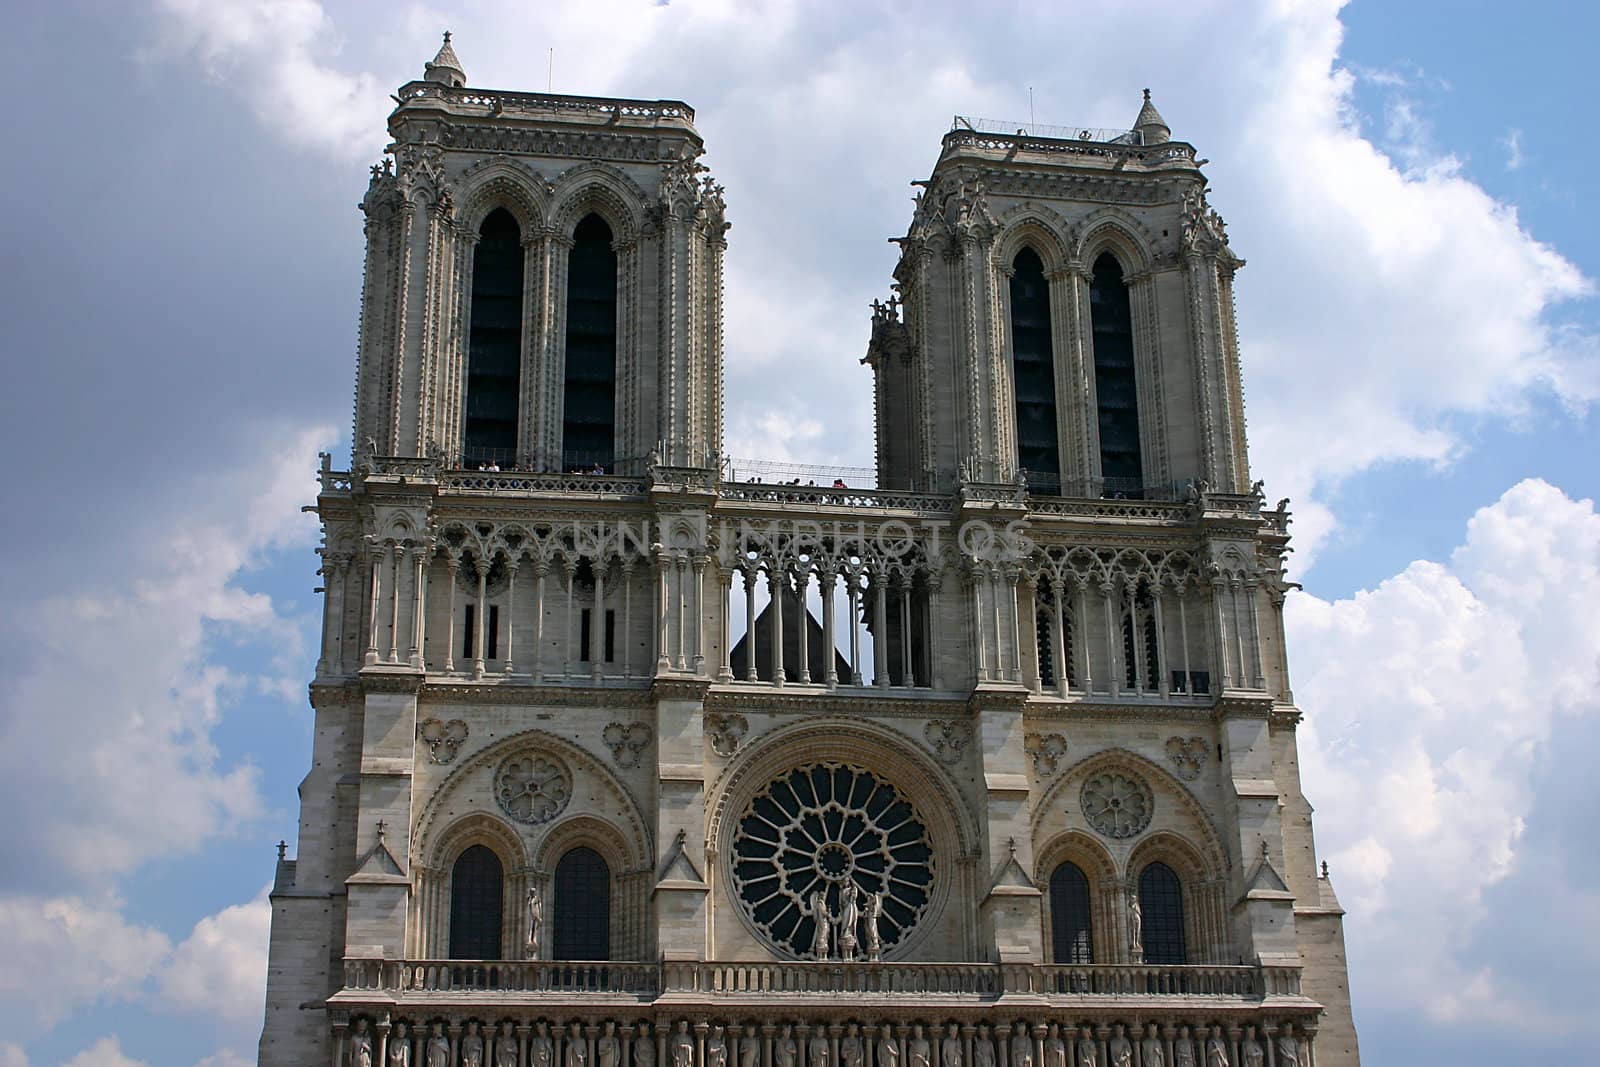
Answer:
xmin=192 ymin=1050 xmax=255 ymax=1067
xmin=57 ymin=1038 xmax=148 ymax=1067
xmin=1289 ymin=478 xmax=1600 ymax=1029
xmin=0 ymin=1043 xmax=28 ymax=1067
xmin=158 ymin=887 xmax=271 ymax=1026
xmin=0 ymin=898 xmax=170 ymax=1031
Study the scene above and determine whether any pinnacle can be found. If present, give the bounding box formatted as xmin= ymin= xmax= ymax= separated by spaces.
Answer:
xmin=1133 ymin=87 xmax=1171 ymax=144
xmin=424 ymin=30 xmax=466 ymax=86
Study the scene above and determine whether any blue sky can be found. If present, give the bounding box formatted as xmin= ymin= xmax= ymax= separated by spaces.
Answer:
xmin=0 ymin=3 xmax=1595 ymax=1065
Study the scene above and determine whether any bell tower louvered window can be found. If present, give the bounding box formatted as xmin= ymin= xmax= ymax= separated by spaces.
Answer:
xmin=1009 ymin=248 xmax=1061 ymax=492
xmin=1138 ymin=861 xmax=1187 ymax=964
xmin=448 ymin=844 xmax=504 ymax=960
xmin=562 ymin=214 xmax=618 ymax=473
xmin=464 ymin=209 xmax=524 ymax=468
xmin=1089 ymin=252 xmax=1143 ymax=497
xmin=553 ymin=846 xmax=611 ymax=960
xmin=1049 ymin=861 xmax=1094 ymax=963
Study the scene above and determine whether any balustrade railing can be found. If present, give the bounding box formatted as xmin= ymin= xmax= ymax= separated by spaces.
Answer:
xmin=344 ymin=959 xmax=1293 ymax=1001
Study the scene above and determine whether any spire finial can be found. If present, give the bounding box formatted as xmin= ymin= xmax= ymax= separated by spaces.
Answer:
xmin=443 ymin=30 xmax=451 ymax=44
xmin=276 ymin=840 xmax=287 ymax=861
xmin=1143 ymin=87 xmax=1151 ymax=101
xmin=424 ymin=31 xmax=466 ymax=87
xmin=1321 ymin=860 xmax=1330 ymax=878
xmin=1133 ymin=88 xmax=1171 ymax=145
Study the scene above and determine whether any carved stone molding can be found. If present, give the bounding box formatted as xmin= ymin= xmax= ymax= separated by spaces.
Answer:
xmin=1024 ymin=732 xmax=1069 ymax=777
xmin=603 ymin=722 xmax=653 ymax=768
xmin=1165 ymin=736 xmax=1207 ymax=781
xmin=923 ymin=719 xmax=971 ymax=764
xmin=418 ymin=718 xmax=469 ymax=764
xmin=494 ymin=752 xmax=573 ymax=824
xmin=1080 ymin=771 xmax=1154 ymax=839
xmin=705 ymin=712 xmax=749 ymax=758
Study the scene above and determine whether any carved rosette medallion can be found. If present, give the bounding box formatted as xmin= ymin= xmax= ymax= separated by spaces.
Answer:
xmin=923 ymin=719 xmax=971 ymax=764
xmin=1166 ymin=736 xmax=1208 ymax=781
xmin=1080 ymin=771 xmax=1154 ymax=839
xmin=603 ymin=722 xmax=652 ymax=768
xmin=730 ymin=763 xmax=934 ymax=959
xmin=705 ymin=712 xmax=749 ymax=757
xmin=494 ymin=752 xmax=572 ymax=824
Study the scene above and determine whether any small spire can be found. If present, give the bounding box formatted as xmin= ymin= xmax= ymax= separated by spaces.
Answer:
xmin=1321 ymin=860 xmax=1330 ymax=879
xmin=1133 ymin=87 xmax=1171 ymax=145
xmin=424 ymin=30 xmax=466 ymax=87
xmin=276 ymin=840 xmax=287 ymax=861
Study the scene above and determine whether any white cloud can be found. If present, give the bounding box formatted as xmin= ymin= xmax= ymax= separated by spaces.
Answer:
xmin=193 ymin=1050 xmax=254 ymax=1067
xmin=0 ymin=898 xmax=169 ymax=1031
xmin=159 ymin=887 xmax=271 ymax=1026
xmin=0 ymin=1043 xmax=29 ymax=1067
xmin=1503 ymin=127 xmax=1526 ymax=171
xmin=58 ymin=1038 xmax=148 ymax=1067
xmin=1289 ymin=478 xmax=1600 ymax=1028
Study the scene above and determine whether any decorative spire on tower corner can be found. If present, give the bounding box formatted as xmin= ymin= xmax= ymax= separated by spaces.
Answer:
xmin=424 ymin=30 xmax=466 ymax=87
xmin=1133 ymin=87 xmax=1171 ymax=145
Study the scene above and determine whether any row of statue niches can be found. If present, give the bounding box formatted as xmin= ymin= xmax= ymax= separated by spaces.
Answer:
xmin=348 ymin=1018 xmax=1312 ymax=1067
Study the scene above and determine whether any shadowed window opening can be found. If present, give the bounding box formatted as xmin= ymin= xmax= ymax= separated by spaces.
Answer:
xmin=563 ymin=214 xmax=618 ymax=472
xmin=464 ymin=209 xmax=524 ymax=467
xmin=1010 ymin=248 xmax=1060 ymax=491
xmin=553 ymin=846 xmax=611 ymax=959
xmin=448 ymin=844 xmax=504 ymax=960
xmin=1090 ymin=252 xmax=1143 ymax=497
xmin=1049 ymin=861 xmax=1094 ymax=963
xmin=1139 ymin=861 xmax=1186 ymax=964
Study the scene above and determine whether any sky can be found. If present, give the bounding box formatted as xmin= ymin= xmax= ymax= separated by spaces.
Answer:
xmin=0 ymin=1 xmax=1595 ymax=1064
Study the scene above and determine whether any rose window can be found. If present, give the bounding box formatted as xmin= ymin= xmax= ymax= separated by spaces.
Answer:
xmin=494 ymin=752 xmax=572 ymax=824
xmin=731 ymin=763 xmax=934 ymax=959
xmin=1080 ymin=771 xmax=1153 ymax=839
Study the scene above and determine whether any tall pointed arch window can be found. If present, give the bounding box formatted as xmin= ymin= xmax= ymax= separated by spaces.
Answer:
xmin=464 ymin=209 xmax=524 ymax=468
xmin=1049 ymin=861 xmax=1094 ymax=963
xmin=1089 ymin=252 xmax=1143 ymax=497
xmin=448 ymin=844 xmax=504 ymax=960
xmin=1138 ymin=861 xmax=1187 ymax=964
xmin=563 ymin=214 xmax=618 ymax=473
xmin=1009 ymin=248 xmax=1061 ymax=491
xmin=552 ymin=846 xmax=611 ymax=960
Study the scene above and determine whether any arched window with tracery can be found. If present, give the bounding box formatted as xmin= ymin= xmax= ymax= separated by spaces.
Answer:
xmin=1138 ymin=861 xmax=1186 ymax=964
xmin=1049 ymin=861 xmax=1094 ymax=963
xmin=562 ymin=213 xmax=618 ymax=473
xmin=1009 ymin=247 xmax=1061 ymax=492
xmin=553 ymin=846 xmax=611 ymax=960
xmin=448 ymin=844 xmax=504 ymax=960
xmin=464 ymin=208 xmax=524 ymax=468
xmin=1089 ymin=252 xmax=1143 ymax=497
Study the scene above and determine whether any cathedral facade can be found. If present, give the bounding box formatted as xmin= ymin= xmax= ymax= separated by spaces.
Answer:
xmin=259 ymin=36 xmax=1359 ymax=1067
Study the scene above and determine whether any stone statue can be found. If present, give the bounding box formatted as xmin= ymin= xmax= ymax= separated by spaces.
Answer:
xmin=351 ymin=1018 xmax=374 ymax=1067
xmin=877 ymin=1029 xmax=899 ymax=1067
xmin=1274 ymin=1030 xmax=1299 ymax=1067
xmin=776 ymin=1027 xmax=797 ymax=1067
xmin=462 ymin=1021 xmax=485 ymax=1067
xmin=1044 ymin=1026 xmax=1066 ymax=1067
xmin=837 ymin=881 xmax=860 ymax=959
xmin=707 ymin=1030 xmax=727 ymax=1067
xmin=672 ymin=1023 xmax=695 ymax=1067
xmin=1107 ymin=1026 xmax=1131 ymax=1067
xmin=427 ymin=1023 xmax=451 ymax=1067
xmin=941 ymin=1026 xmax=962 ymax=1067
xmin=1172 ymin=1028 xmax=1195 ymax=1067
xmin=1010 ymin=1033 xmax=1033 ymax=1067
xmin=1139 ymin=1025 xmax=1164 ymax=1067
xmin=862 ymin=892 xmax=885 ymax=962
xmin=635 ymin=1028 xmax=655 ymax=1067
xmin=530 ymin=1025 xmax=554 ymax=1067
xmin=568 ymin=1032 xmax=589 ymax=1067
xmin=388 ymin=1022 xmax=411 ymax=1067
xmin=1240 ymin=1029 xmax=1263 ymax=1067
xmin=909 ymin=1026 xmax=930 ymax=1067
xmin=809 ymin=1029 xmax=830 ymax=1067
xmin=972 ymin=1031 xmax=993 ymax=1067
xmin=802 ymin=889 xmax=834 ymax=959
xmin=1204 ymin=1030 xmax=1228 ymax=1067
xmin=1127 ymin=892 xmax=1143 ymax=959
xmin=741 ymin=1032 xmax=761 ymax=1067
xmin=1074 ymin=1027 xmax=1097 ymax=1067
xmin=600 ymin=1034 xmax=620 ymax=1067
xmin=496 ymin=1024 xmax=520 ymax=1067
xmin=526 ymin=885 xmax=544 ymax=959
xmin=841 ymin=1028 xmax=863 ymax=1067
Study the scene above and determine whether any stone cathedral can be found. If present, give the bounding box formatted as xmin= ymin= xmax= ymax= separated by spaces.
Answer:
xmin=260 ymin=35 xmax=1360 ymax=1067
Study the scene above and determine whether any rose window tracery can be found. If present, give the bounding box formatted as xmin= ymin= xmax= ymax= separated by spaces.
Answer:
xmin=494 ymin=752 xmax=572 ymax=824
xmin=1080 ymin=771 xmax=1153 ymax=839
xmin=731 ymin=763 xmax=934 ymax=959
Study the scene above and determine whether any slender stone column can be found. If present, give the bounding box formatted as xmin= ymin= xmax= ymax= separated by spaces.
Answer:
xmin=624 ymin=559 xmax=637 ymax=680
xmin=873 ymin=575 xmax=890 ymax=689
xmin=1007 ymin=567 xmax=1024 ymax=683
xmin=970 ymin=570 xmax=988 ymax=682
xmin=592 ymin=559 xmax=607 ymax=681
xmin=821 ymin=567 xmax=838 ymax=688
xmin=675 ymin=554 xmax=689 ymax=671
xmin=316 ymin=555 xmax=336 ymax=675
xmin=744 ymin=566 xmax=759 ymax=681
xmin=990 ymin=571 xmax=1005 ymax=679
xmin=1177 ymin=587 xmax=1193 ymax=695
xmin=387 ymin=543 xmax=403 ymax=663
xmin=1245 ymin=579 xmax=1266 ymax=688
xmin=1126 ymin=584 xmax=1145 ymax=694
xmin=1211 ymin=578 xmax=1232 ymax=688
xmin=1230 ymin=580 xmax=1248 ymax=689
xmin=442 ymin=558 xmax=459 ymax=673
xmin=772 ymin=565 xmax=786 ymax=685
xmin=409 ymin=546 xmax=427 ymax=668
xmin=532 ymin=560 xmax=547 ymax=682
xmin=473 ymin=557 xmax=489 ymax=678
xmin=717 ymin=562 xmax=732 ymax=682
xmin=330 ymin=1019 xmax=347 ymax=1067
xmin=848 ymin=574 xmax=864 ymax=685
xmin=565 ymin=558 xmax=579 ymax=679
xmin=1052 ymin=578 xmax=1069 ymax=696
xmin=1101 ymin=580 xmax=1120 ymax=697
xmin=365 ymin=544 xmax=384 ymax=665
xmin=333 ymin=556 xmax=351 ymax=672
xmin=692 ymin=554 xmax=707 ymax=674
xmin=1075 ymin=582 xmax=1093 ymax=692
xmin=797 ymin=569 xmax=812 ymax=684
xmin=656 ymin=547 xmax=672 ymax=672
xmin=503 ymin=560 xmax=519 ymax=674
xmin=899 ymin=576 xmax=914 ymax=686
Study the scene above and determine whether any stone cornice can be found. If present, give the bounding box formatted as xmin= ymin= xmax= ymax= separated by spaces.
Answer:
xmin=420 ymin=679 xmax=654 ymax=707
xmin=1021 ymin=698 xmax=1218 ymax=725
xmin=704 ymin=686 xmax=967 ymax=717
xmin=1214 ymin=694 xmax=1276 ymax=720
xmin=651 ymin=676 xmax=714 ymax=702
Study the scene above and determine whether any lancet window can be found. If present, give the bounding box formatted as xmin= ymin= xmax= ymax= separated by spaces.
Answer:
xmin=448 ymin=844 xmax=504 ymax=960
xmin=1089 ymin=252 xmax=1143 ymax=497
xmin=562 ymin=214 xmax=618 ymax=473
xmin=463 ymin=209 xmax=524 ymax=468
xmin=1138 ymin=861 xmax=1186 ymax=965
xmin=553 ymin=846 xmax=611 ymax=960
xmin=1009 ymin=247 xmax=1061 ymax=491
xmin=1049 ymin=861 xmax=1094 ymax=963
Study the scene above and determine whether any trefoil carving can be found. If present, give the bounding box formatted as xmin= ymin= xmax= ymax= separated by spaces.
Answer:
xmin=705 ymin=713 xmax=749 ymax=757
xmin=923 ymin=719 xmax=971 ymax=764
xmin=1166 ymin=736 xmax=1208 ymax=781
xmin=1024 ymin=732 xmax=1069 ymax=777
xmin=603 ymin=722 xmax=652 ymax=768
xmin=417 ymin=718 xmax=469 ymax=764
